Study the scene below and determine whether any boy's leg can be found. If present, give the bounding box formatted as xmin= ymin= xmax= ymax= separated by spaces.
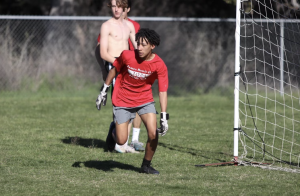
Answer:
xmin=115 ymin=122 xmax=131 ymax=153
xmin=130 ymin=113 xmax=145 ymax=151
xmin=108 ymin=107 xmax=138 ymax=153
xmin=132 ymin=113 xmax=142 ymax=141
xmin=106 ymin=120 xmax=129 ymax=152
xmin=114 ymin=121 xmax=130 ymax=145
xmin=115 ymin=120 xmax=139 ymax=153
xmin=114 ymin=117 xmax=138 ymax=153
xmin=139 ymin=113 xmax=159 ymax=174
xmin=128 ymin=122 xmax=132 ymax=140
xmin=106 ymin=106 xmax=129 ymax=152
xmin=140 ymin=113 xmax=158 ymax=160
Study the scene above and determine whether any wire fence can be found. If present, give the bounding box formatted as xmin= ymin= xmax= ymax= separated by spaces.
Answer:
xmin=0 ymin=16 xmax=237 ymax=94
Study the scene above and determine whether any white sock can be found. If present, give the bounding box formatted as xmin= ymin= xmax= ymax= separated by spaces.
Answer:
xmin=115 ymin=143 xmax=123 ymax=148
xmin=115 ymin=136 xmax=129 ymax=148
xmin=132 ymin=128 xmax=140 ymax=142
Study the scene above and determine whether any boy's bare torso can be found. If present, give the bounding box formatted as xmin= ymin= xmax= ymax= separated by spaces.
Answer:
xmin=103 ymin=18 xmax=131 ymax=58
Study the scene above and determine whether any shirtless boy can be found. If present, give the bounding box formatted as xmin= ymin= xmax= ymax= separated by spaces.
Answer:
xmin=96 ymin=0 xmax=142 ymax=153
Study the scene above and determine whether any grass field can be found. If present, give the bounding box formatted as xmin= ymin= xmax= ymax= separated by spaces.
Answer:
xmin=1 ymin=87 xmax=300 ymax=196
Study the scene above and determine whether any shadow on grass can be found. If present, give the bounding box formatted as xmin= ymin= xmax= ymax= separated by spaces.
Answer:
xmin=61 ymin=136 xmax=108 ymax=151
xmin=72 ymin=160 xmax=140 ymax=172
xmin=158 ymin=142 xmax=231 ymax=163
xmin=160 ymin=141 xmax=300 ymax=168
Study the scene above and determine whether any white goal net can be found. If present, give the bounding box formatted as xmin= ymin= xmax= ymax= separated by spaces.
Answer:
xmin=236 ymin=0 xmax=300 ymax=172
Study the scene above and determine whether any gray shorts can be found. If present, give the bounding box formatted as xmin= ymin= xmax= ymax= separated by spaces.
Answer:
xmin=113 ymin=102 xmax=157 ymax=124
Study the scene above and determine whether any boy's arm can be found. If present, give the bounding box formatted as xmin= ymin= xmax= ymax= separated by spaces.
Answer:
xmin=159 ymin=91 xmax=167 ymax=113
xmin=157 ymin=62 xmax=169 ymax=136
xmin=128 ymin=22 xmax=137 ymax=49
xmin=158 ymin=91 xmax=169 ymax=136
xmin=104 ymin=67 xmax=117 ymax=86
xmin=100 ymin=23 xmax=117 ymax=64
xmin=96 ymin=67 xmax=117 ymax=111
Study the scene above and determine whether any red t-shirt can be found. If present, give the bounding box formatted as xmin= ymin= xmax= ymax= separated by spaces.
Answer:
xmin=97 ymin=18 xmax=140 ymax=51
xmin=112 ymin=50 xmax=168 ymax=107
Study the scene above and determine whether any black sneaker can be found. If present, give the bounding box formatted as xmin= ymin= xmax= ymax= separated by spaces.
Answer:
xmin=106 ymin=121 xmax=116 ymax=152
xmin=140 ymin=165 xmax=159 ymax=174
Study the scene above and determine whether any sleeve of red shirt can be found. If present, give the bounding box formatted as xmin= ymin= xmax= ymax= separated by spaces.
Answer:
xmin=157 ymin=62 xmax=169 ymax=92
xmin=97 ymin=34 xmax=101 ymax=43
xmin=113 ymin=51 xmax=126 ymax=72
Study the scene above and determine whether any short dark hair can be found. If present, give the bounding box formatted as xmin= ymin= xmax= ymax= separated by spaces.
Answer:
xmin=127 ymin=0 xmax=131 ymax=8
xmin=136 ymin=28 xmax=160 ymax=46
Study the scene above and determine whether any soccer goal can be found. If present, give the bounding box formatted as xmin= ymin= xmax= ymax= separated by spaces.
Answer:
xmin=234 ymin=0 xmax=300 ymax=172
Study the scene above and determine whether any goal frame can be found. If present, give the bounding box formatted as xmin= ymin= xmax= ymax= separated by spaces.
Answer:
xmin=233 ymin=0 xmax=241 ymax=164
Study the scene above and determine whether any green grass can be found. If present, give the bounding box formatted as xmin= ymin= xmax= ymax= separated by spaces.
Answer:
xmin=0 ymin=88 xmax=300 ymax=196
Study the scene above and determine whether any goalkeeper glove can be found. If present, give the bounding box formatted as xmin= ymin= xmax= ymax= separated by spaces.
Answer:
xmin=96 ymin=83 xmax=110 ymax=110
xmin=157 ymin=112 xmax=169 ymax=136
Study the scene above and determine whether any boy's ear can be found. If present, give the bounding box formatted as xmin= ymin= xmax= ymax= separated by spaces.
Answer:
xmin=127 ymin=7 xmax=131 ymax=13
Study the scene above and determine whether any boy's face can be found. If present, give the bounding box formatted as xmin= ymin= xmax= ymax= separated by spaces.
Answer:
xmin=123 ymin=7 xmax=130 ymax=19
xmin=137 ymin=38 xmax=155 ymax=59
xmin=111 ymin=0 xmax=124 ymax=19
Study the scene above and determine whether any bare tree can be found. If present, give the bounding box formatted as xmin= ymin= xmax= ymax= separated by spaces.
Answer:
xmin=49 ymin=0 xmax=101 ymax=16
xmin=276 ymin=0 xmax=300 ymax=18
xmin=50 ymin=0 xmax=74 ymax=16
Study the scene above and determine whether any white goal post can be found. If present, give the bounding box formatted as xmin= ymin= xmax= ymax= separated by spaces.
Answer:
xmin=234 ymin=0 xmax=242 ymax=165
xmin=235 ymin=0 xmax=300 ymax=172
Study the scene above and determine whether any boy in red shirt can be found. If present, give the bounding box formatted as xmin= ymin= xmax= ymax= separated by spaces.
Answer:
xmin=96 ymin=28 xmax=169 ymax=174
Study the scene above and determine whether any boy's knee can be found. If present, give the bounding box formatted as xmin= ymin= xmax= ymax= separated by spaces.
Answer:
xmin=148 ymin=131 xmax=158 ymax=140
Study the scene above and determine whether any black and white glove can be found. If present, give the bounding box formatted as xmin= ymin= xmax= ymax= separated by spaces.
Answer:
xmin=96 ymin=83 xmax=110 ymax=110
xmin=157 ymin=112 xmax=169 ymax=136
